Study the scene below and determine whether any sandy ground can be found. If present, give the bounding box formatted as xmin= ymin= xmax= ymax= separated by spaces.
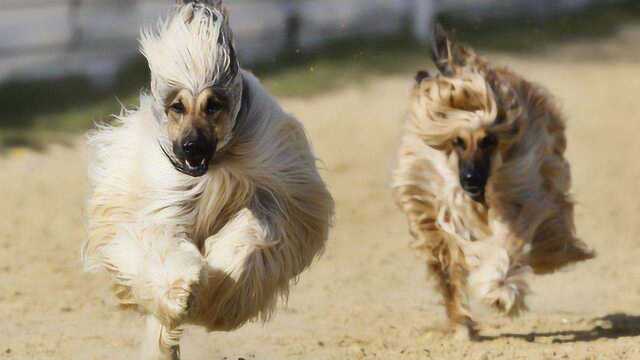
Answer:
xmin=3 ymin=32 xmax=640 ymax=360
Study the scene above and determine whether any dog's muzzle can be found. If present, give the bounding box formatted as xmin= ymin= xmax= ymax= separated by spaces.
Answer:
xmin=172 ymin=132 xmax=217 ymax=177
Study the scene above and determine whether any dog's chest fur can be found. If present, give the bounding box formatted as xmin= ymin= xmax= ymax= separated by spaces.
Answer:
xmin=190 ymin=168 xmax=252 ymax=247
xmin=143 ymin=164 xmax=253 ymax=250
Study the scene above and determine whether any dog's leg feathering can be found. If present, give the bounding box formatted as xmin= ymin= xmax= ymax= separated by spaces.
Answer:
xmin=141 ymin=315 xmax=183 ymax=360
xmin=428 ymin=241 xmax=477 ymax=339
xmin=392 ymin=177 xmax=477 ymax=339
xmin=101 ymin=225 xmax=205 ymax=327
xmin=191 ymin=183 xmax=331 ymax=331
xmin=193 ymin=207 xmax=302 ymax=330
xmin=464 ymin=221 xmax=531 ymax=316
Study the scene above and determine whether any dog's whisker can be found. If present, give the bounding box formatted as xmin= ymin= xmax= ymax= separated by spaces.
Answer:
xmin=158 ymin=140 xmax=191 ymax=176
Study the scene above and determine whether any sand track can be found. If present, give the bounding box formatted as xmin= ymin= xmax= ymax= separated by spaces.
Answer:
xmin=2 ymin=45 xmax=640 ymax=359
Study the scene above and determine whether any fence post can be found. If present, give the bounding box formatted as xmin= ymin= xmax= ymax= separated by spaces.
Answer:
xmin=68 ymin=0 xmax=83 ymax=51
xmin=283 ymin=1 xmax=302 ymax=56
xmin=412 ymin=0 xmax=435 ymax=44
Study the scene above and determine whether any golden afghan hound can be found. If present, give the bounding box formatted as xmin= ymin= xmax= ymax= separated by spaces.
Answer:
xmin=392 ymin=26 xmax=594 ymax=339
xmin=82 ymin=1 xmax=334 ymax=358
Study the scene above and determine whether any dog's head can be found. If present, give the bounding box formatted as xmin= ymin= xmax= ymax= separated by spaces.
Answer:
xmin=410 ymin=26 xmax=524 ymax=203
xmin=141 ymin=1 xmax=242 ymax=177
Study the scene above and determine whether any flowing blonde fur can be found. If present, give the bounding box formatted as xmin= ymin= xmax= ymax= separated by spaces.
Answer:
xmin=392 ymin=26 xmax=594 ymax=338
xmin=83 ymin=2 xmax=334 ymax=359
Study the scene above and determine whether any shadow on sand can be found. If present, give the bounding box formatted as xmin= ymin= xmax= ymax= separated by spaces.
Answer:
xmin=478 ymin=313 xmax=640 ymax=344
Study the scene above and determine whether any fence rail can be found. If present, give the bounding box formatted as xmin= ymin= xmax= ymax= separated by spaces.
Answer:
xmin=0 ymin=0 xmax=426 ymax=85
xmin=0 ymin=0 xmax=623 ymax=85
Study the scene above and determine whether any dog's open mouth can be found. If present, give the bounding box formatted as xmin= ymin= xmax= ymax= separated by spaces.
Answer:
xmin=463 ymin=186 xmax=485 ymax=202
xmin=159 ymin=142 xmax=211 ymax=177
xmin=183 ymin=158 xmax=209 ymax=177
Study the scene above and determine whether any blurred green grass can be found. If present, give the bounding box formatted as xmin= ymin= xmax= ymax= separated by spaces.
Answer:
xmin=437 ymin=0 xmax=640 ymax=53
xmin=1 ymin=0 xmax=639 ymax=151
xmin=0 ymin=35 xmax=429 ymax=151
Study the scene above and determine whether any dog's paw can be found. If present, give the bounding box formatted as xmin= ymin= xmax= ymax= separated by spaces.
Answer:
xmin=484 ymin=284 xmax=528 ymax=317
xmin=451 ymin=324 xmax=472 ymax=341
xmin=448 ymin=319 xmax=479 ymax=341
xmin=161 ymin=279 xmax=195 ymax=325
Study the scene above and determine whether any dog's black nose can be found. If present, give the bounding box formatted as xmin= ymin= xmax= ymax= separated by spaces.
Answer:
xmin=182 ymin=139 xmax=206 ymax=159
xmin=460 ymin=169 xmax=486 ymax=195
xmin=461 ymin=170 xmax=478 ymax=183
xmin=180 ymin=133 xmax=215 ymax=168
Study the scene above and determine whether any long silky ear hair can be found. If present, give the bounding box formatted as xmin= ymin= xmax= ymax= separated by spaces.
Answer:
xmin=431 ymin=24 xmax=487 ymax=77
xmin=431 ymin=24 xmax=457 ymax=76
xmin=216 ymin=4 xmax=240 ymax=87
xmin=486 ymin=72 xmax=525 ymax=146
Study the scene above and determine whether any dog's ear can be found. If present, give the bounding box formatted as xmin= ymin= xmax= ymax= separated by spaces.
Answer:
xmin=490 ymin=76 xmax=521 ymax=119
xmin=216 ymin=5 xmax=239 ymax=86
xmin=487 ymin=74 xmax=523 ymax=140
xmin=431 ymin=24 xmax=475 ymax=76
xmin=431 ymin=24 xmax=456 ymax=76
xmin=415 ymin=70 xmax=431 ymax=83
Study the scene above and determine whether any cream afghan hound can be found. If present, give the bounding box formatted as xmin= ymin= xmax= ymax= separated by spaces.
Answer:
xmin=82 ymin=1 xmax=334 ymax=358
xmin=392 ymin=26 xmax=595 ymax=339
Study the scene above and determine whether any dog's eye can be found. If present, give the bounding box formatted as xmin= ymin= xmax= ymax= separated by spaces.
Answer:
xmin=205 ymin=98 xmax=223 ymax=115
xmin=452 ymin=137 xmax=466 ymax=149
xmin=169 ymin=102 xmax=185 ymax=114
xmin=479 ymin=134 xmax=497 ymax=149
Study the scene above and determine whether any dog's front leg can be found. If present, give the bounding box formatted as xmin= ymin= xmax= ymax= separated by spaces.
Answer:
xmin=100 ymin=225 xmax=205 ymax=358
xmin=428 ymin=239 xmax=476 ymax=340
xmin=190 ymin=190 xmax=329 ymax=331
xmin=393 ymin=184 xmax=476 ymax=338
xmin=187 ymin=207 xmax=286 ymax=331
xmin=468 ymin=204 xmax=555 ymax=316
xmin=141 ymin=315 xmax=182 ymax=360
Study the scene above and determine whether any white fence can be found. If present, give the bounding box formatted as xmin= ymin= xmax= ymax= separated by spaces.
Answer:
xmin=0 ymin=0 xmax=428 ymax=85
xmin=0 ymin=0 xmax=626 ymax=85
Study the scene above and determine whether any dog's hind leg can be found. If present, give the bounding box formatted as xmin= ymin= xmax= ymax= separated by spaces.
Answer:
xmin=141 ymin=315 xmax=182 ymax=360
xmin=527 ymin=189 xmax=595 ymax=274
